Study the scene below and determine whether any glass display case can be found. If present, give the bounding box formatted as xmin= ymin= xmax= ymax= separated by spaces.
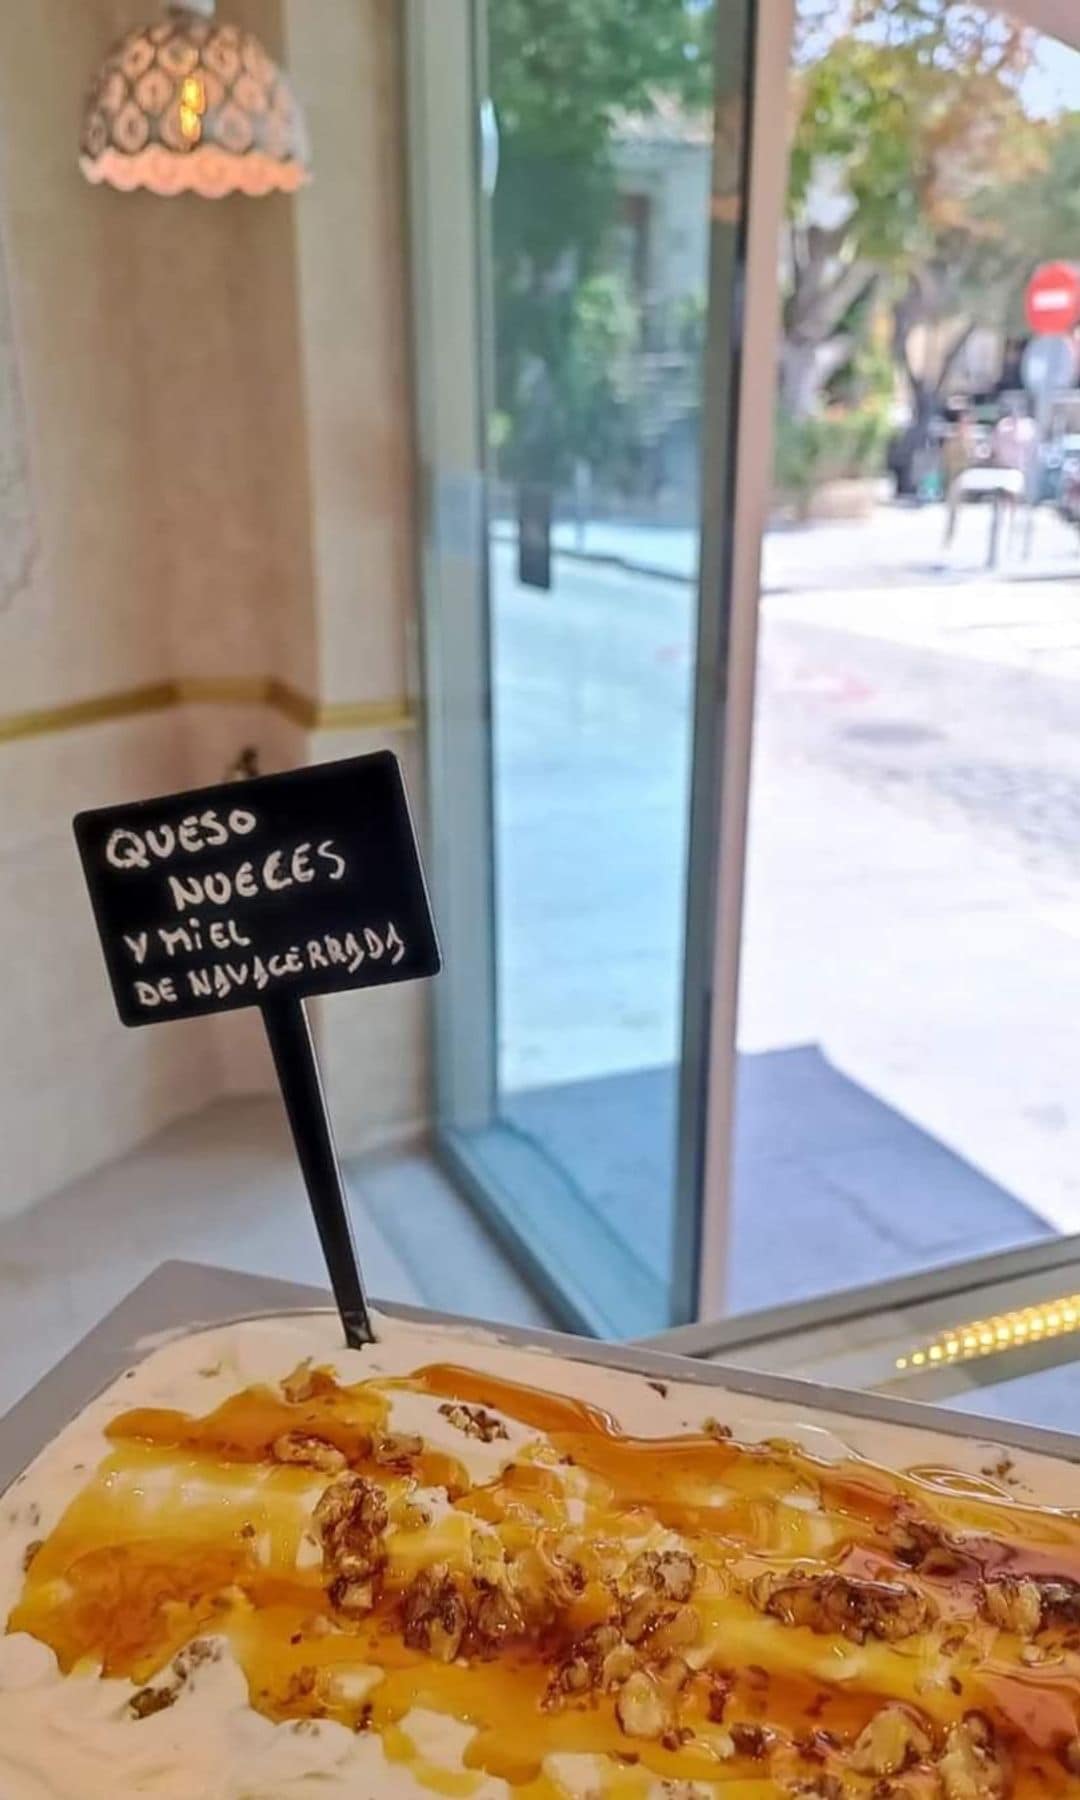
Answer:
xmin=646 ymin=1234 xmax=1080 ymax=1436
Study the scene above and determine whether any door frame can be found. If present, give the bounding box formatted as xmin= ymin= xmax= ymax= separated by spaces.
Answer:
xmin=693 ymin=0 xmax=795 ymax=1318
xmin=405 ymin=0 xmax=794 ymax=1329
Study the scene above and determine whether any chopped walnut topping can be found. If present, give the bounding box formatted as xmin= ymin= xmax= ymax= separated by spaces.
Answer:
xmin=127 ymin=1641 xmax=220 ymax=1720
xmin=172 ymin=1639 xmax=219 ymax=1679
xmin=402 ymin=1564 xmax=469 ymax=1662
xmin=937 ymin=1714 xmax=1008 ymax=1799
xmin=314 ymin=1472 xmax=389 ymax=1588
xmin=751 ymin=1568 xmax=933 ymax=1644
xmin=533 ymin=1533 xmax=588 ymax=1607
xmin=615 ymin=1668 xmax=671 ymax=1740
xmin=601 ymin=1639 xmax=638 ymax=1689
xmin=891 ymin=1516 xmax=963 ymax=1577
xmin=472 ymin=1585 xmax=525 ymax=1650
xmin=271 ymin=1431 xmax=347 ymax=1473
xmin=628 ymin=1548 xmax=697 ymax=1604
xmin=982 ymin=1575 xmax=1042 ymax=1638
xmin=437 ymin=1401 xmax=509 ymax=1443
xmin=655 ymin=1655 xmax=692 ymax=1695
xmin=281 ymin=1362 xmax=338 ymax=1404
xmin=707 ymin=1673 xmax=732 ymax=1723
xmin=373 ymin=1431 xmax=424 ymax=1466
xmin=1034 ymin=1576 xmax=1080 ymax=1627
xmin=650 ymin=1605 xmax=701 ymax=1654
xmin=547 ymin=1623 xmax=636 ymax=1705
xmin=329 ymin=1574 xmax=375 ymax=1617
xmin=983 ymin=1572 xmax=1080 ymax=1636
xmin=283 ymin=1664 xmax=318 ymax=1704
xmin=128 ymin=1684 xmax=178 ymax=1720
xmin=315 ymin=1473 xmax=388 ymax=1546
xmin=851 ymin=1706 xmax=932 ymax=1778
xmin=622 ymin=1588 xmax=672 ymax=1644
xmin=730 ymin=1722 xmax=770 ymax=1759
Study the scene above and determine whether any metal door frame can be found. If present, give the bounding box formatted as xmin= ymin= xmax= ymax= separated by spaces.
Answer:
xmin=405 ymin=0 xmax=794 ymax=1329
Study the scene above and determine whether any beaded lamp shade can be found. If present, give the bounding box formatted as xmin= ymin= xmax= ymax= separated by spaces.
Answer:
xmin=80 ymin=5 xmax=310 ymax=198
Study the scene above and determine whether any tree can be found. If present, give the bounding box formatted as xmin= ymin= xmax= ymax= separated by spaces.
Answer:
xmin=986 ymin=109 xmax=1080 ymax=303
xmin=783 ymin=0 xmax=1039 ymax=419
xmin=488 ymin=0 xmax=714 ymax=487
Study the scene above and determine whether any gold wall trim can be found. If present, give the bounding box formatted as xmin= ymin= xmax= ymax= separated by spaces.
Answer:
xmin=0 ymin=679 xmax=416 ymax=746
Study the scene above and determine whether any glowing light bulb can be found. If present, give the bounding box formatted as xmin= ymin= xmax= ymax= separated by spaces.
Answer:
xmin=178 ymin=74 xmax=206 ymax=145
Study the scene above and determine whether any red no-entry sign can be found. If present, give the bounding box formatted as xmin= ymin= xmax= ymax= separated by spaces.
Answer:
xmin=1025 ymin=262 xmax=1080 ymax=336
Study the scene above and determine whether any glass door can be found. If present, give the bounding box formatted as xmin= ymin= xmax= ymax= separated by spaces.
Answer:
xmin=407 ymin=0 xmax=765 ymax=1335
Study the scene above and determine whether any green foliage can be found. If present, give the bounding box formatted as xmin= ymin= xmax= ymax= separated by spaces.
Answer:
xmin=774 ymin=405 xmax=891 ymax=505
xmin=984 ymin=109 xmax=1080 ymax=294
xmin=784 ymin=0 xmax=1040 ymax=418
xmin=489 ymin=0 xmax=714 ymax=487
xmin=788 ymin=40 xmax=921 ymax=268
xmin=497 ymin=272 xmax=642 ymax=488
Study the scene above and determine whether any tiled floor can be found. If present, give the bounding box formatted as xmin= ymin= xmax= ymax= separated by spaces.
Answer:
xmin=0 ymin=1097 xmax=553 ymax=1417
xmin=504 ymin=1047 xmax=1049 ymax=1326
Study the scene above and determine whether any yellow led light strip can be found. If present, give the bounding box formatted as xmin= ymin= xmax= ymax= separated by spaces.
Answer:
xmin=895 ymin=1293 xmax=1080 ymax=1372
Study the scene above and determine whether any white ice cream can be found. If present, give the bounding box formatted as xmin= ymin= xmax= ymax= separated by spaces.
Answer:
xmin=0 ymin=1307 xmax=1073 ymax=1798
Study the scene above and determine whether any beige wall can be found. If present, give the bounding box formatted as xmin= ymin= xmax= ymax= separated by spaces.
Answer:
xmin=0 ymin=0 xmax=425 ymax=1216
xmin=285 ymin=0 xmax=427 ymax=1155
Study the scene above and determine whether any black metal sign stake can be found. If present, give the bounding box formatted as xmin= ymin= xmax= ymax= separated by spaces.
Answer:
xmin=73 ymin=752 xmax=441 ymax=1353
xmin=262 ymin=995 xmax=373 ymax=1347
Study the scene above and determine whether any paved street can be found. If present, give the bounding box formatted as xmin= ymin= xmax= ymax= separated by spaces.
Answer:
xmin=490 ymin=502 xmax=1080 ymax=1313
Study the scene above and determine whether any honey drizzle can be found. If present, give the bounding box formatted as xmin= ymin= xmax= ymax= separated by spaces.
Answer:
xmin=7 ymin=1361 xmax=1080 ymax=1795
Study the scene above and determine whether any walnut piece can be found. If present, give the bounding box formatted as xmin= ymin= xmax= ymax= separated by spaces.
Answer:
xmin=937 ymin=1714 xmax=1008 ymax=1799
xmin=402 ymin=1564 xmax=469 ymax=1662
xmin=547 ymin=1623 xmax=634 ymax=1704
xmin=614 ymin=1668 xmax=670 ymax=1740
xmin=622 ymin=1588 xmax=671 ymax=1644
xmin=271 ymin=1431 xmax=347 ymax=1473
xmin=651 ymin=1605 xmax=701 ymax=1653
xmin=1034 ymin=1576 xmax=1080 ymax=1627
xmin=314 ymin=1473 xmax=389 ymax=1584
xmin=329 ymin=1574 xmax=375 ymax=1617
xmin=751 ymin=1568 xmax=933 ymax=1644
xmin=472 ymin=1584 xmax=525 ymax=1650
xmin=629 ymin=1548 xmax=697 ymax=1603
xmin=281 ymin=1362 xmax=338 ymax=1404
xmin=891 ymin=1515 xmax=963 ymax=1577
xmin=983 ymin=1572 xmax=1080 ymax=1636
xmin=128 ymin=1684 xmax=178 ymax=1720
xmin=373 ymin=1431 xmax=424 ymax=1465
xmin=850 ymin=1705 xmax=932 ymax=1777
xmin=982 ymin=1576 xmax=1042 ymax=1638
xmin=437 ymin=1401 xmax=509 ymax=1443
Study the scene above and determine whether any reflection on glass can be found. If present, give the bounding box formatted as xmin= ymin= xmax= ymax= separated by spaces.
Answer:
xmin=469 ymin=2 xmax=720 ymax=1333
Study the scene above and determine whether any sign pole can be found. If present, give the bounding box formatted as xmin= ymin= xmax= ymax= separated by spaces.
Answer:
xmin=261 ymin=995 xmax=374 ymax=1348
xmin=74 ymin=751 xmax=439 ymax=1353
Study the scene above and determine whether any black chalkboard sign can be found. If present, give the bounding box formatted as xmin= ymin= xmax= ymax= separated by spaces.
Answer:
xmin=74 ymin=751 xmax=440 ymax=1026
xmin=73 ymin=752 xmax=441 ymax=1349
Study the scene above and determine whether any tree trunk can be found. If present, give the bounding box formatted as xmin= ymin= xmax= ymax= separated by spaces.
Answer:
xmin=779 ymin=333 xmax=855 ymax=419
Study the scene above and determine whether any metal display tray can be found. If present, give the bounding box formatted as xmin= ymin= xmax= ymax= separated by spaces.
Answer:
xmin=3 ymin=1258 xmax=1080 ymax=1500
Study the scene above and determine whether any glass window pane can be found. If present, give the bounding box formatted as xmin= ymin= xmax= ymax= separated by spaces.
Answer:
xmin=732 ymin=2 xmax=1080 ymax=1315
xmin=421 ymin=0 xmax=754 ymax=1334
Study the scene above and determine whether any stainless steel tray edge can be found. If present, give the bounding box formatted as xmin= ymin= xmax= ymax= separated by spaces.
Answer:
xmin=4 ymin=1260 xmax=1079 ymax=1501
